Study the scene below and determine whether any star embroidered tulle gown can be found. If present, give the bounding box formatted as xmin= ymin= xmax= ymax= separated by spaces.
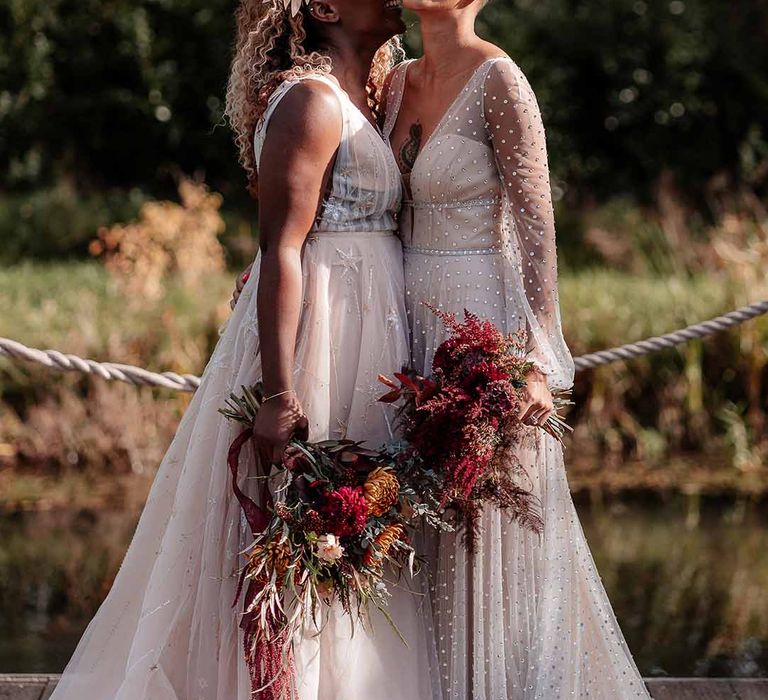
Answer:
xmin=383 ymin=58 xmax=651 ymax=700
xmin=49 ymin=74 xmax=439 ymax=700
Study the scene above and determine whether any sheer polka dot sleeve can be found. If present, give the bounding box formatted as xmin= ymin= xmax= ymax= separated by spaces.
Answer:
xmin=484 ymin=60 xmax=574 ymax=391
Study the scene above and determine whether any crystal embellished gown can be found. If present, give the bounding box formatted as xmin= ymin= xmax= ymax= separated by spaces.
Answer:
xmin=383 ymin=58 xmax=651 ymax=700
xmin=49 ymin=74 xmax=438 ymax=700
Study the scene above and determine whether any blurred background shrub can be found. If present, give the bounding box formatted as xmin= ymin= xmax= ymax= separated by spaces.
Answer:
xmin=1 ymin=1 xmax=767 ymax=676
xmin=1 ymin=0 xmax=767 ymax=263
xmin=0 ymin=0 xmax=766 ymax=492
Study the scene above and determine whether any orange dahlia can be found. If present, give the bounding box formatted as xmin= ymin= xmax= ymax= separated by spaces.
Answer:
xmin=363 ymin=524 xmax=405 ymax=568
xmin=363 ymin=467 xmax=400 ymax=517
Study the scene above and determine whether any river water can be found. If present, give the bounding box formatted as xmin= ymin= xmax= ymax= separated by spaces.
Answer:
xmin=1 ymin=495 xmax=766 ymax=677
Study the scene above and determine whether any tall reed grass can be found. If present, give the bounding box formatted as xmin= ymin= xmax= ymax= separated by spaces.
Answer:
xmin=0 ymin=181 xmax=766 ymax=507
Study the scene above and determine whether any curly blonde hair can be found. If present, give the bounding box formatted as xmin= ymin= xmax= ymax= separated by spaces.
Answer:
xmin=225 ymin=1 xmax=403 ymax=189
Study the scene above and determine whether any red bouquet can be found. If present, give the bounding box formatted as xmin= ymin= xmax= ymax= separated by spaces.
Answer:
xmin=380 ymin=307 xmax=571 ymax=548
xmin=221 ymin=385 xmax=443 ymax=699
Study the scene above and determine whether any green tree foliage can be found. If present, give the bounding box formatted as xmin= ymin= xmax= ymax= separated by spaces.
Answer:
xmin=0 ymin=0 xmax=239 ymax=195
xmin=476 ymin=0 xmax=768 ymax=201
xmin=0 ymin=0 xmax=766 ymax=258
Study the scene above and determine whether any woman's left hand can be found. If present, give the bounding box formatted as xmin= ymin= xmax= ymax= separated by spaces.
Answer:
xmin=230 ymin=264 xmax=253 ymax=310
xmin=518 ymin=367 xmax=554 ymax=427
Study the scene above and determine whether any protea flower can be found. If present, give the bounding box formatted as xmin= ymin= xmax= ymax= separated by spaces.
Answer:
xmin=315 ymin=534 xmax=344 ymax=562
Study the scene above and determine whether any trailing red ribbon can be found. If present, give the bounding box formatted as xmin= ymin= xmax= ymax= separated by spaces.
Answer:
xmin=228 ymin=427 xmax=270 ymax=534
xmin=227 ymin=427 xmax=294 ymax=699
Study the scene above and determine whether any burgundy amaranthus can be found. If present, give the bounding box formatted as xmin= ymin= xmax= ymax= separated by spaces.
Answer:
xmin=381 ymin=307 xmax=571 ymax=549
xmin=221 ymin=383 xmax=444 ymax=700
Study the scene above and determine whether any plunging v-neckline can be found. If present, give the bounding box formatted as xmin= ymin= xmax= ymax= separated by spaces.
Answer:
xmin=388 ymin=58 xmax=500 ymax=176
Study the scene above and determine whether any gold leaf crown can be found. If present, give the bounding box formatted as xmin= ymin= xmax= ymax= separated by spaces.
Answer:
xmin=268 ymin=0 xmax=311 ymax=17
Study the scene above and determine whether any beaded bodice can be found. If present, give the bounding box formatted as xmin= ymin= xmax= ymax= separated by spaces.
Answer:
xmin=254 ymin=74 xmax=402 ymax=234
xmin=383 ymin=59 xmax=509 ymax=252
xmin=383 ymin=57 xmax=575 ymax=391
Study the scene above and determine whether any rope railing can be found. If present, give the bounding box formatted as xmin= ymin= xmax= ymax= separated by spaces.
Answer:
xmin=0 ymin=338 xmax=202 ymax=392
xmin=1 ymin=299 xmax=767 ymax=392
xmin=572 ymin=299 xmax=768 ymax=372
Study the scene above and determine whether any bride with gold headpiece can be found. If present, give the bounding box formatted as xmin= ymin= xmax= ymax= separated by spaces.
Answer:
xmin=49 ymin=1 xmax=440 ymax=699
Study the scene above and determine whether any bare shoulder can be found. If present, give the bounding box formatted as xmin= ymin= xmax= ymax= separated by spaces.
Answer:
xmin=265 ymin=78 xmax=342 ymax=147
xmin=475 ymin=38 xmax=511 ymax=63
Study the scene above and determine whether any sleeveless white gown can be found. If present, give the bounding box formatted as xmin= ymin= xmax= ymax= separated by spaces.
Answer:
xmin=383 ymin=58 xmax=651 ymax=700
xmin=50 ymin=74 xmax=439 ymax=700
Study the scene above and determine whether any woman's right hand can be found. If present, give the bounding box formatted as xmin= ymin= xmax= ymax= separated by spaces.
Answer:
xmin=230 ymin=264 xmax=253 ymax=310
xmin=252 ymin=393 xmax=309 ymax=467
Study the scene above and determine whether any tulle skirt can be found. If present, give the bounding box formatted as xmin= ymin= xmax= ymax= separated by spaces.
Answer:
xmin=50 ymin=231 xmax=438 ymax=700
xmin=405 ymin=248 xmax=650 ymax=700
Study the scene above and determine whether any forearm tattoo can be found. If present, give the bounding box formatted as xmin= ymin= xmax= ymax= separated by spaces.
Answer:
xmin=398 ymin=121 xmax=423 ymax=174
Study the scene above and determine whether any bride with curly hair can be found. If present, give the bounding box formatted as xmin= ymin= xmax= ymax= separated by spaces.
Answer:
xmin=49 ymin=1 xmax=439 ymax=699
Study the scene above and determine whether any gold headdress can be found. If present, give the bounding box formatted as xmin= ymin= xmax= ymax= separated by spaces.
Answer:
xmin=270 ymin=0 xmax=311 ymax=16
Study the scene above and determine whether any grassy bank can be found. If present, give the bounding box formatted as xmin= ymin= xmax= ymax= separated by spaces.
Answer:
xmin=1 ymin=261 xmax=766 ymax=510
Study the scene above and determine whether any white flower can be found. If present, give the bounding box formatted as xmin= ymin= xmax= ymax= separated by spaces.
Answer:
xmin=315 ymin=534 xmax=344 ymax=562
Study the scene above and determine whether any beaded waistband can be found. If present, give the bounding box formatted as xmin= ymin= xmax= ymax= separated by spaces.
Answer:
xmin=404 ymin=196 xmax=501 ymax=211
xmin=308 ymin=229 xmax=397 ymax=242
xmin=403 ymin=245 xmax=501 ymax=257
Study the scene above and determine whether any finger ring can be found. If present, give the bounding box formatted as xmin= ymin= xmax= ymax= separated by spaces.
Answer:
xmin=241 ymin=272 xmax=250 ymax=283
